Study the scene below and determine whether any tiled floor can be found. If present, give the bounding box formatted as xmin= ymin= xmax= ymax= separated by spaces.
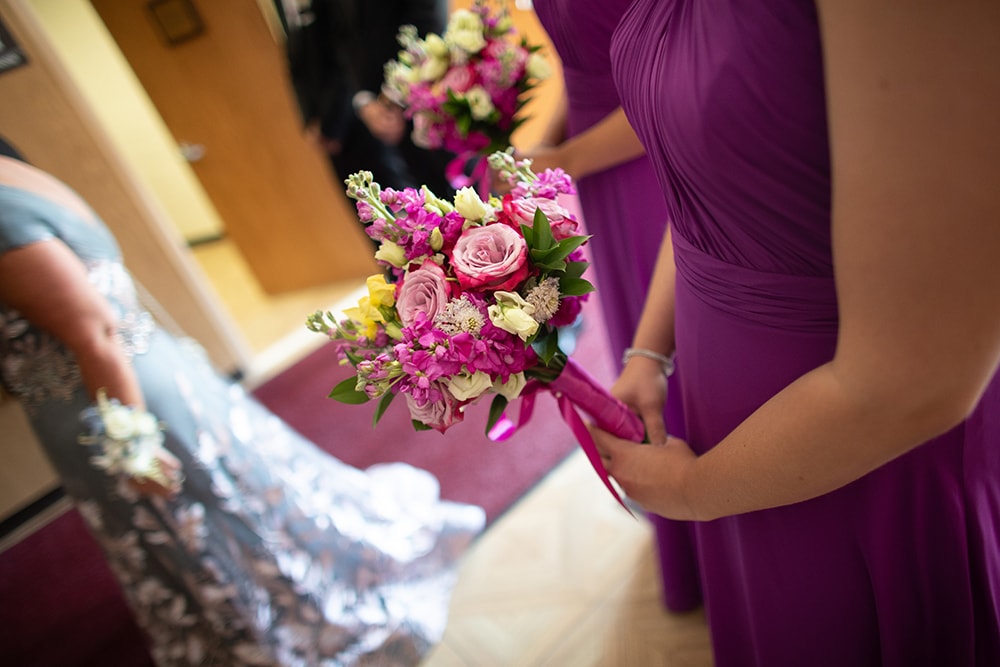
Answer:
xmin=191 ymin=239 xmax=714 ymax=667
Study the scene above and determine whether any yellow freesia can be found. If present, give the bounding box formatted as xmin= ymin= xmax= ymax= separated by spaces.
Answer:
xmin=366 ymin=274 xmax=396 ymax=309
xmin=344 ymin=296 xmax=384 ymax=339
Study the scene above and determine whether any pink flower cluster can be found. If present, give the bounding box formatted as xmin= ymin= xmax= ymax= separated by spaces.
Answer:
xmin=308 ymin=152 xmax=592 ymax=434
xmin=382 ymin=1 xmax=550 ymax=156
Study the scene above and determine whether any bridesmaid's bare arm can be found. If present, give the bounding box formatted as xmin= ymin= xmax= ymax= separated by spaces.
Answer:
xmin=593 ymin=1 xmax=1000 ymax=521
xmin=523 ymin=106 xmax=646 ymax=181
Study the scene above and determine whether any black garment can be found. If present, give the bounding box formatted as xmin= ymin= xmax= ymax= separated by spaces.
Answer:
xmin=0 ymin=136 xmax=26 ymax=161
xmin=278 ymin=0 xmax=456 ymax=197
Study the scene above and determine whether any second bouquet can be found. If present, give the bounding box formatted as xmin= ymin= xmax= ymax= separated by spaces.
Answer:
xmin=307 ymin=151 xmax=643 ymax=508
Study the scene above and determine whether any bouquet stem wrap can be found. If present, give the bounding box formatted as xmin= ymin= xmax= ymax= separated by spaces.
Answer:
xmin=489 ymin=357 xmax=644 ymax=511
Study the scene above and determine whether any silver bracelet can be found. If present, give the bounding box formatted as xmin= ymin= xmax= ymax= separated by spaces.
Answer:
xmin=622 ymin=347 xmax=675 ymax=377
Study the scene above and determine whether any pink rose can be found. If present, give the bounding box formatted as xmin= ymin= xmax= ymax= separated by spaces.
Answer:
xmin=451 ymin=224 xmax=530 ymax=292
xmin=396 ymin=260 xmax=453 ymax=327
xmin=502 ymin=196 xmax=581 ymax=240
xmin=440 ymin=64 xmax=477 ymax=94
xmin=405 ymin=382 xmax=463 ymax=432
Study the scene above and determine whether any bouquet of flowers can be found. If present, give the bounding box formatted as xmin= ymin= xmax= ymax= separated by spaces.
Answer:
xmin=382 ymin=0 xmax=550 ymax=188
xmin=306 ymin=151 xmax=643 ymax=508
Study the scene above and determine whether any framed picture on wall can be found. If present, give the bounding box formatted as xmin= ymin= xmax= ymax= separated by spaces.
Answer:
xmin=147 ymin=0 xmax=205 ymax=46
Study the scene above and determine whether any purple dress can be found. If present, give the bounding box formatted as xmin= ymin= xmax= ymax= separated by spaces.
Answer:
xmin=532 ymin=0 xmax=700 ymax=612
xmin=612 ymin=1 xmax=1000 ymax=665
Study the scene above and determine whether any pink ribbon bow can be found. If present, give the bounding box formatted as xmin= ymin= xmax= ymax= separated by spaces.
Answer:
xmin=489 ymin=357 xmax=645 ymax=512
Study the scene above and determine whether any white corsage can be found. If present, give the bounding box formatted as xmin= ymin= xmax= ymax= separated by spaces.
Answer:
xmin=79 ymin=389 xmax=183 ymax=495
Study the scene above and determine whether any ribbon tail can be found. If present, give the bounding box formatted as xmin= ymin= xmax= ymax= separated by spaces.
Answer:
xmin=556 ymin=394 xmax=633 ymax=515
xmin=487 ymin=388 xmax=539 ymax=442
xmin=445 ymin=153 xmax=489 ymax=193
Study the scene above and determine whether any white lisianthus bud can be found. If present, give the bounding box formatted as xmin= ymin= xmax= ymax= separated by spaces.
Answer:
xmin=493 ymin=372 xmax=527 ymax=400
xmin=448 ymin=370 xmax=494 ymax=401
xmin=454 ymin=187 xmax=490 ymax=221
xmin=430 ymin=227 xmax=444 ymax=251
xmin=422 ymin=185 xmax=454 ymax=215
xmin=488 ymin=291 xmax=539 ymax=340
xmin=526 ymin=52 xmax=551 ymax=81
xmin=419 ymin=55 xmax=450 ymax=82
xmin=374 ymin=240 xmax=407 ymax=267
xmin=424 ymin=33 xmax=449 ymax=58
xmin=465 ymin=86 xmax=495 ymax=120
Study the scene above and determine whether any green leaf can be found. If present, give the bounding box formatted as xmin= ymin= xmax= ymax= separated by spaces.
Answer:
xmin=562 ymin=260 xmax=590 ymax=279
xmin=519 ymin=222 xmax=536 ymax=248
xmin=411 ymin=420 xmax=433 ymax=432
xmin=551 ymin=234 xmax=590 ymax=261
xmin=486 ymin=395 xmax=509 ymax=435
xmin=533 ymin=329 xmax=562 ymax=365
xmin=328 ymin=376 xmax=370 ymax=404
xmin=456 ymin=114 xmax=472 ymax=137
xmin=532 ymin=208 xmax=556 ymax=251
xmin=529 ymin=255 xmax=568 ymax=273
xmin=559 ymin=277 xmax=596 ymax=296
xmin=373 ymin=390 xmax=396 ymax=427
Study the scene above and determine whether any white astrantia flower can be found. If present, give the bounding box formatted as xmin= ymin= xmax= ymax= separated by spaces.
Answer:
xmin=434 ymin=294 xmax=485 ymax=335
xmin=525 ymin=276 xmax=561 ymax=322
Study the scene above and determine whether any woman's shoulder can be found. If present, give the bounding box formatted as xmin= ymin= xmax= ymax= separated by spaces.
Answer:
xmin=0 ymin=185 xmax=59 ymax=254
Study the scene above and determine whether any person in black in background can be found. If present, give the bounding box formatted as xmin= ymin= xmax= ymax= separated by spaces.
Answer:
xmin=274 ymin=0 xmax=457 ymax=207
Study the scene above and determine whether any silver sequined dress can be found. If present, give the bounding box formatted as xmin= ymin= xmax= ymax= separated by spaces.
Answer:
xmin=0 ymin=184 xmax=485 ymax=666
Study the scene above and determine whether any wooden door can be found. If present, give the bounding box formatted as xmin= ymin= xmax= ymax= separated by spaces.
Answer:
xmin=89 ymin=0 xmax=376 ymax=294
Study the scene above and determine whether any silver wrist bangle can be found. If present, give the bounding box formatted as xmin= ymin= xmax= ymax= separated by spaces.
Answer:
xmin=622 ymin=347 xmax=675 ymax=377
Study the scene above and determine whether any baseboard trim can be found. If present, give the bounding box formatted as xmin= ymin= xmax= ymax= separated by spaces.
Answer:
xmin=0 ymin=486 xmax=68 ymax=553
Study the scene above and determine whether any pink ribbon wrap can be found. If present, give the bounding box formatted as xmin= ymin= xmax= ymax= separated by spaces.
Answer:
xmin=489 ymin=357 xmax=645 ymax=511
xmin=445 ymin=153 xmax=491 ymax=198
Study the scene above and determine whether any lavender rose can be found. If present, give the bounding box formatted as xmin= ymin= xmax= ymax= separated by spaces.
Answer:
xmin=503 ymin=196 xmax=581 ymax=240
xmin=396 ymin=260 xmax=453 ymax=327
xmin=405 ymin=382 xmax=463 ymax=432
xmin=451 ymin=223 xmax=529 ymax=292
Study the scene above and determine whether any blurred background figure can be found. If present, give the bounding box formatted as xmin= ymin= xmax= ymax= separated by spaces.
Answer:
xmin=275 ymin=0 xmax=458 ymax=207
